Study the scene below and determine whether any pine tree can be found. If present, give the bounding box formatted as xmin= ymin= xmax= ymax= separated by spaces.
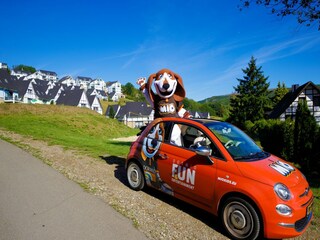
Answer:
xmin=229 ymin=56 xmax=271 ymax=128
xmin=109 ymin=106 xmax=115 ymax=119
xmin=294 ymin=100 xmax=318 ymax=172
xmin=272 ymin=81 xmax=288 ymax=107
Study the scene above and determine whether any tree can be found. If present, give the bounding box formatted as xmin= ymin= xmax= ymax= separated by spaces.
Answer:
xmin=228 ymin=56 xmax=271 ymax=128
xmin=122 ymin=82 xmax=135 ymax=96
xmin=239 ymin=0 xmax=320 ymax=30
xmin=294 ymin=99 xmax=318 ymax=172
xmin=272 ymin=81 xmax=289 ymax=107
xmin=109 ymin=106 xmax=115 ymax=119
xmin=122 ymin=82 xmax=146 ymax=102
xmin=13 ymin=64 xmax=36 ymax=73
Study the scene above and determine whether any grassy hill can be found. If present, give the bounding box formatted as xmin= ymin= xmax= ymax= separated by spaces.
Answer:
xmin=0 ymin=104 xmax=138 ymax=157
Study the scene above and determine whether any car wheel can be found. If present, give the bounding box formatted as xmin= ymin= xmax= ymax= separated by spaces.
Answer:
xmin=127 ymin=162 xmax=145 ymax=191
xmin=221 ymin=197 xmax=261 ymax=240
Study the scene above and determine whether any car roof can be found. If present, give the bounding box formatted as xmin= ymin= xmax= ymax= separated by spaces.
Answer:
xmin=160 ymin=117 xmax=222 ymax=125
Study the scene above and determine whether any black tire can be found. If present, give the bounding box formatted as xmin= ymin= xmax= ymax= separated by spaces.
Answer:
xmin=126 ymin=162 xmax=145 ymax=191
xmin=221 ymin=197 xmax=261 ymax=240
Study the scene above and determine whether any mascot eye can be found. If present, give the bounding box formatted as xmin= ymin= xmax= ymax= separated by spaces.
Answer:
xmin=150 ymin=127 xmax=155 ymax=133
xmin=158 ymin=74 xmax=163 ymax=79
xmin=168 ymin=74 xmax=173 ymax=79
xmin=158 ymin=129 xmax=163 ymax=135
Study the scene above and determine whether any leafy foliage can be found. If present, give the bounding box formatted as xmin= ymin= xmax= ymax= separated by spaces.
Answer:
xmin=183 ymin=98 xmax=216 ymax=116
xmin=294 ymin=99 xmax=319 ymax=172
xmin=228 ymin=56 xmax=271 ymax=128
xmin=239 ymin=0 xmax=320 ymax=30
xmin=248 ymin=119 xmax=294 ymax=161
xmin=271 ymin=81 xmax=289 ymax=107
xmin=122 ymin=82 xmax=145 ymax=102
xmin=199 ymin=95 xmax=231 ymax=118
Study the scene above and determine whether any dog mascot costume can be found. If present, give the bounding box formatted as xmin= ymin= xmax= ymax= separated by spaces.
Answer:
xmin=137 ymin=68 xmax=190 ymax=119
xmin=136 ymin=69 xmax=190 ymax=195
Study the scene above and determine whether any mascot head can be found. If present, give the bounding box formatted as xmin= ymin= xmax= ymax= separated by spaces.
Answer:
xmin=146 ymin=68 xmax=186 ymax=102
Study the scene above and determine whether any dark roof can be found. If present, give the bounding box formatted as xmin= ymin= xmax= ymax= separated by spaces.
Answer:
xmin=47 ymin=85 xmax=63 ymax=99
xmin=97 ymin=90 xmax=107 ymax=97
xmin=56 ymin=89 xmax=85 ymax=106
xmin=77 ymin=76 xmax=92 ymax=81
xmin=269 ymin=81 xmax=320 ymax=119
xmin=87 ymin=94 xmax=101 ymax=108
xmin=59 ymin=76 xmax=73 ymax=82
xmin=14 ymin=79 xmax=32 ymax=97
xmin=116 ymin=102 xmax=153 ymax=118
xmin=32 ymin=82 xmax=50 ymax=100
xmin=106 ymin=81 xmax=118 ymax=87
xmin=86 ymin=88 xmax=96 ymax=95
xmin=39 ymin=70 xmax=57 ymax=76
xmin=0 ymin=69 xmax=17 ymax=91
xmin=12 ymin=69 xmax=32 ymax=75
xmin=64 ymin=85 xmax=81 ymax=91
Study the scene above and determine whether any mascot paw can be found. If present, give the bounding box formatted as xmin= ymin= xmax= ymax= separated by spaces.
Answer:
xmin=137 ymin=77 xmax=146 ymax=86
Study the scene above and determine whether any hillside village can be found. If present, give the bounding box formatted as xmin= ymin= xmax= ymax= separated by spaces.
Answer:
xmin=1 ymin=62 xmax=320 ymax=128
xmin=0 ymin=63 xmax=124 ymax=113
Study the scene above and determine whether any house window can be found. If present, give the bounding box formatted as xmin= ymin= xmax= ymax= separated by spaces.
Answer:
xmin=314 ymin=96 xmax=320 ymax=107
xmin=27 ymin=89 xmax=32 ymax=94
xmin=299 ymin=97 xmax=306 ymax=102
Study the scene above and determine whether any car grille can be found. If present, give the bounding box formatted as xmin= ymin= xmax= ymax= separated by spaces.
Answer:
xmin=295 ymin=212 xmax=312 ymax=232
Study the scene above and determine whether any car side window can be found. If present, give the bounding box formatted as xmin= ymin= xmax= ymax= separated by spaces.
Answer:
xmin=166 ymin=122 xmax=224 ymax=159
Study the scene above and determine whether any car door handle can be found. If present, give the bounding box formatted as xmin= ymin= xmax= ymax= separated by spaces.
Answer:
xmin=158 ymin=153 xmax=168 ymax=160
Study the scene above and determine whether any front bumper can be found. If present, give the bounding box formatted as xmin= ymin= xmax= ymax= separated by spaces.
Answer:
xmin=264 ymin=196 xmax=314 ymax=239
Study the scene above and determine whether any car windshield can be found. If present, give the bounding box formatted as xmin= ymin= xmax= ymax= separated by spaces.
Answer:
xmin=205 ymin=122 xmax=269 ymax=161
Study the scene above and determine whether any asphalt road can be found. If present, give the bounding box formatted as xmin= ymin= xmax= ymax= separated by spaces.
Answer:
xmin=0 ymin=139 xmax=147 ymax=240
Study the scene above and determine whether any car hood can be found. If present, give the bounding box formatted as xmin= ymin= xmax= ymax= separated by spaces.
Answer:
xmin=235 ymin=154 xmax=303 ymax=187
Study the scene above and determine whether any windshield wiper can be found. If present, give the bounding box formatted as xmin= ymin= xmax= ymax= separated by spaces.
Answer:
xmin=234 ymin=151 xmax=269 ymax=161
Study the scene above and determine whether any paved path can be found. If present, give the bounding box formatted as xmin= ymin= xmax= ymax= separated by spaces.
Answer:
xmin=0 ymin=139 xmax=147 ymax=240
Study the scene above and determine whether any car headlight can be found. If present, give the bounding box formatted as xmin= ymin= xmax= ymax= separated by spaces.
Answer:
xmin=274 ymin=183 xmax=291 ymax=201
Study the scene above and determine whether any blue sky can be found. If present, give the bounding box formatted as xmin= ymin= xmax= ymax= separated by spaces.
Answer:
xmin=1 ymin=0 xmax=320 ymax=101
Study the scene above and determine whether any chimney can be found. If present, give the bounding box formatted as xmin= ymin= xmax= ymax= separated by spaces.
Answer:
xmin=291 ymin=84 xmax=299 ymax=92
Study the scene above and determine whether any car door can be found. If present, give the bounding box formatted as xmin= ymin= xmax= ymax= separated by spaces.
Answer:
xmin=156 ymin=122 xmax=218 ymax=207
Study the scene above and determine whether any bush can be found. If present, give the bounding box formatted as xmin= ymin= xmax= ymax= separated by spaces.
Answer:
xmin=249 ymin=119 xmax=294 ymax=162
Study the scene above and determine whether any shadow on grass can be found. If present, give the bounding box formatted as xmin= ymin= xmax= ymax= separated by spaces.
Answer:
xmin=99 ymin=155 xmax=229 ymax=238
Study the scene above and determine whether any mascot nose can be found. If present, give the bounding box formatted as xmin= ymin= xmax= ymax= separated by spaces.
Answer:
xmin=151 ymin=138 xmax=158 ymax=148
xmin=163 ymin=83 xmax=170 ymax=90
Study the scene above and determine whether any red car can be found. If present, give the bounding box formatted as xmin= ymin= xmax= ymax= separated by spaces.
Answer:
xmin=126 ymin=117 xmax=313 ymax=240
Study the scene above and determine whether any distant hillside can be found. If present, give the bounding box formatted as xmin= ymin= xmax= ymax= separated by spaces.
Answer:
xmin=199 ymin=94 xmax=232 ymax=105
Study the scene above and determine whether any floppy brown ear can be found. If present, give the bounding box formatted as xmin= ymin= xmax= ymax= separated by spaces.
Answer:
xmin=147 ymin=73 xmax=156 ymax=102
xmin=173 ymin=72 xmax=186 ymax=102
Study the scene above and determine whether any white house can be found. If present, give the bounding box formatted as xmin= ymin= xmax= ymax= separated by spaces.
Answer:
xmin=0 ymin=69 xmax=19 ymax=103
xmin=59 ymin=76 xmax=76 ymax=87
xmin=106 ymin=102 xmax=154 ymax=128
xmin=76 ymin=76 xmax=92 ymax=90
xmin=87 ymin=94 xmax=103 ymax=114
xmin=0 ymin=62 xmax=8 ymax=69
xmin=26 ymin=70 xmax=58 ymax=82
xmin=269 ymin=81 xmax=320 ymax=124
xmin=106 ymin=81 xmax=121 ymax=94
xmin=11 ymin=69 xmax=32 ymax=78
xmin=89 ymin=78 xmax=106 ymax=91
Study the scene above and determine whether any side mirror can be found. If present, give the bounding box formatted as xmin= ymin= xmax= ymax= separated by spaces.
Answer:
xmin=195 ymin=146 xmax=214 ymax=165
xmin=195 ymin=146 xmax=210 ymax=156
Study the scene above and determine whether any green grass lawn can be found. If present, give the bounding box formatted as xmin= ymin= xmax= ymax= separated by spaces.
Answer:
xmin=0 ymin=104 xmax=138 ymax=157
